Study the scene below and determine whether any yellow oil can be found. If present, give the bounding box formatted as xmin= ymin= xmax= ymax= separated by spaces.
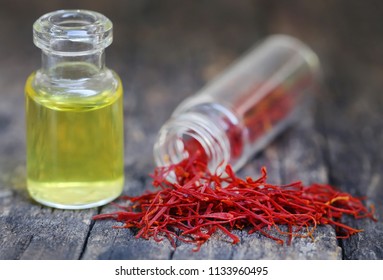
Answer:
xmin=25 ymin=72 xmax=124 ymax=209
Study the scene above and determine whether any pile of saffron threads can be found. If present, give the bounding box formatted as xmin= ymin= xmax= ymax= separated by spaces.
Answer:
xmin=93 ymin=159 xmax=376 ymax=251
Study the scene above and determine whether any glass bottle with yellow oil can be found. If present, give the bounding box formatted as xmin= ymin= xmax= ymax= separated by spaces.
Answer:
xmin=26 ymin=10 xmax=124 ymax=209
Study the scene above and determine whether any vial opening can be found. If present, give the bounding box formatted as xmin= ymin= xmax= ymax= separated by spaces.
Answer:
xmin=33 ymin=10 xmax=113 ymax=55
xmin=154 ymin=112 xmax=231 ymax=175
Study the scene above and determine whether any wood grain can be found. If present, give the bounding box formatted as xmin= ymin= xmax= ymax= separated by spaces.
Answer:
xmin=0 ymin=0 xmax=381 ymax=260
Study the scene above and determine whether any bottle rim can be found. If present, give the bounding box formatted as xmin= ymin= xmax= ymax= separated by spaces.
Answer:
xmin=153 ymin=112 xmax=231 ymax=175
xmin=33 ymin=9 xmax=113 ymax=56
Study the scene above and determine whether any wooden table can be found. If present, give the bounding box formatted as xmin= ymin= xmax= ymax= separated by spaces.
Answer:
xmin=0 ymin=0 xmax=381 ymax=260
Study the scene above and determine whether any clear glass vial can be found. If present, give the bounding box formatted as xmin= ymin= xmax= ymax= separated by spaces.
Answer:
xmin=25 ymin=10 xmax=124 ymax=209
xmin=154 ymin=35 xmax=320 ymax=174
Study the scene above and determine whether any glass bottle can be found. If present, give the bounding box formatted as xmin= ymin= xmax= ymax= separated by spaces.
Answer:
xmin=25 ymin=10 xmax=124 ymax=209
xmin=154 ymin=35 xmax=320 ymax=174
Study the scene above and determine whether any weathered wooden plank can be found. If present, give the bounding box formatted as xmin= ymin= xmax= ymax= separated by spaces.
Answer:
xmin=1 ymin=0 xmax=382 ymax=260
xmin=231 ymin=225 xmax=340 ymax=260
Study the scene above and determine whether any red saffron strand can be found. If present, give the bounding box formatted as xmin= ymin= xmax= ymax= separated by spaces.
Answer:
xmin=93 ymin=158 xmax=376 ymax=251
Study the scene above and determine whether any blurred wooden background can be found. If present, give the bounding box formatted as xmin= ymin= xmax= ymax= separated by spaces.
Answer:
xmin=0 ymin=0 xmax=382 ymax=259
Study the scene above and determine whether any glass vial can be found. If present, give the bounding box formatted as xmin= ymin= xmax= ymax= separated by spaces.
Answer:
xmin=154 ymin=35 xmax=320 ymax=174
xmin=25 ymin=10 xmax=124 ymax=209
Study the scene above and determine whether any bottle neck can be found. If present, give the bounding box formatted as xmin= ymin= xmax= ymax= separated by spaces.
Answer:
xmin=34 ymin=9 xmax=112 ymax=75
xmin=41 ymin=50 xmax=105 ymax=78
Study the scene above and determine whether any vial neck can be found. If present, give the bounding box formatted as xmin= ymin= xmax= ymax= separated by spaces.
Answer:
xmin=41 ymin=50 xmax=105 ymax=78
